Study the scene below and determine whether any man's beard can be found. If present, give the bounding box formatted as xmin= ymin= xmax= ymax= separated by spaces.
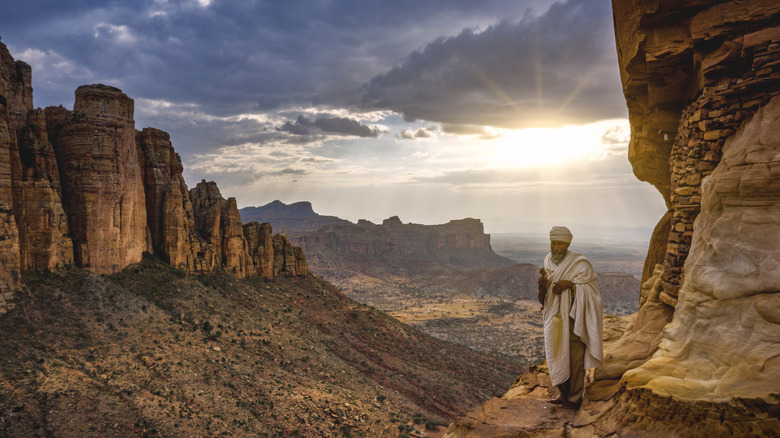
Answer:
xmin=551 ymin=249 xmax=567 ymax=264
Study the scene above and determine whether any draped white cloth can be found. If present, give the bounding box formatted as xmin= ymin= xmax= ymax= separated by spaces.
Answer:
xmin=542 ymin=251 xmax=604 ymax=386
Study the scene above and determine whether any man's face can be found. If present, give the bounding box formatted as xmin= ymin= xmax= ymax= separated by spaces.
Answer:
xmin=550 ymin=240 xmax=570 ymax=262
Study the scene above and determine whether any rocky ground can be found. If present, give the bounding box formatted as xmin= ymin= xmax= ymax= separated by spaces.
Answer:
xmin=0 ymin=255 xmax=522 ymax=437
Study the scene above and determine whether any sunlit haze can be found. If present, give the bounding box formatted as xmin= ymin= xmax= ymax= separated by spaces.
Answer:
xmin=0 ymin=0 xmax=667 ymax=235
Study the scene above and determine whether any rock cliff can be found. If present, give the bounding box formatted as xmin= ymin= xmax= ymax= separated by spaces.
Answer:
xmin=446 ymin=1 xmax=780 ymax=436
xmin=49 ymin=85 xmax=148 ymax=274
xmin=0 ymin=42 xmax=307 ymax=309
xmin=294 ymin=217 xmax=513 ymax=276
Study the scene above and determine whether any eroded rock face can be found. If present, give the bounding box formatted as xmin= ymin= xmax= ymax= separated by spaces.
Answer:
xmin=272 ymin=233 xmax=308 ymax=277
xmin=624 ymin=96 xmax=780 ymax=403
xmin=190 ymin=180 xmax=252 ymax=278
xmin=0 ymin=42 xmax=311 ymax=299
xmin=138 ymin=128 xmax=201 ymax=271
xmin=12 ymin=109 xmax=73 ymax=271
xmin=49 ymin=85 xmax=148 ymax=274
xmin=592 ymin=0 xmax=780 ymax=434
xmin=243 ymin=221 xmax=274 ymax=278
xmin=614 ymin=0 xmax=780 ymax=306
xmin=0 ymin=44 xmax=31 ymax=308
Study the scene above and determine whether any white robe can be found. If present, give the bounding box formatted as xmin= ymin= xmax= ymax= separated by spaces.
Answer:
xmin=542 ymin=251 xmax=603 ymax=386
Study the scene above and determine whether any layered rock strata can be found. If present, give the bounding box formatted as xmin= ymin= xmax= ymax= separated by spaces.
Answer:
xmin=0 ymin=44 xmax=31 ymax=311
xmin=189 ymin=180 xmax=252 ymax=278
xmin=243 ymin=221 xmax=274 ymax=278
xmin=0 ymin=42 xmax=307 ymax=304
xmin=138 ymin=128 xmax=202 ymax=271
xmin=615 ymin=0 xmax=780 ymax=306
xmin=48 ymin=85 xmax=148 ymax=274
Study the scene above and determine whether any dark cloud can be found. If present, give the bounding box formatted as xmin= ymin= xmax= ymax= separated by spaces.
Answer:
xmin=1 ymin=0 xmax=556 ymax=116
xmin=279 ymin=115 xmax=379 ymax=138
xmin=362 ymin=0 xmax=624 ymax=129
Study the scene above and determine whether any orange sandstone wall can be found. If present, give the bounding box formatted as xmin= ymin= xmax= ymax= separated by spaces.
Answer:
xmin=0 ymin=42 xmax=308 ymax=310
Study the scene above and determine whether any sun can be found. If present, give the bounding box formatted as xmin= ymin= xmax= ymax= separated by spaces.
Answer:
xmin=487 ymin=119 xmax=629 ymax=169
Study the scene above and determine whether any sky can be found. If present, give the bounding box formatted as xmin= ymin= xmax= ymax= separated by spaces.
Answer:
xmin=0 ymin=0 xmax=667 ymax=235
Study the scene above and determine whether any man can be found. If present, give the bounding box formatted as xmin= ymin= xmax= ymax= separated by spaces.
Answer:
xmin=537 ymin=226 xmax=603 ymax=409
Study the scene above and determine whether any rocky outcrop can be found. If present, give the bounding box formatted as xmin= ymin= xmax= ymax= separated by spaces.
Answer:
xmin=609 ymin=0 xmax=780 ymax=422
xmin=273 ymin=233 xmax=308 ymax=277
xmin=138 ymin=128 xmax=202 ymax=271
xmin=0 ymin=42 xmax=309 ymax=300
xmin=48 ymin=85 xmax=148 ymax=274
xmin=614 ymin=0 xmax=780 ymax=306
xmin=11 ymin=109 xmax=73 ymax=271
xmin=243 ymin=221 xmax=274 ymax=278
xmin=190 ymin=180 xmax=252 ymax=278
xmin=0 ymin=44 xmax=32 ymax=311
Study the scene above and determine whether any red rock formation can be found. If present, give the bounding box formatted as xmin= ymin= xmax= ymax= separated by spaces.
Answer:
xmin=190 ymin=180 xmax=252 ymax=278
xmin=138 ymin=128 xmax=201 ymax=271
xmin=272 ymin=233 xmax=308 ymax=277
xmin=0 ymin=41 xmax=311 ymax=299
xmin=48 ymin=85 xmax=148 ymax=274
xmin=0 ymin=44 xmax=30 ymax=309
xmin=243 ymin=221 xmax=274 ymax=278
xmin=11 ymin=109 xmax=73 ymax=271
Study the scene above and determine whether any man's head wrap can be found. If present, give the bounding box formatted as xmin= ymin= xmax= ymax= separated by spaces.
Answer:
xmin=549 ymin=226 xmax=573 ymax=243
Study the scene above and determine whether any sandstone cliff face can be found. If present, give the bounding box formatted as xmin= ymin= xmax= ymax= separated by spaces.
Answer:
xmin=12 ymin=109 xmax=73 ymax=271
xmin=243 ymin=221 xmax=274 ymax=278
xmin=272 ymin=233 xmax=308 ymax=277
xmin=601 ymin=0 xmax=780 ymax=434
xmin=0 ymin=42 xmax=309 ymax=303
xmin=190 ymin=180 xmax=252 ymax=278
xmin=138 ymin=128 xmax=201 ymax=271
xmin=0 ymin=44 xmax=30 ymax=310
xmin=49 ymin=85 xmax=148 ymax=274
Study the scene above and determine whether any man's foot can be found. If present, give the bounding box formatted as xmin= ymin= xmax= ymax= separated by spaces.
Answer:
xmin=548 ymin=397 xmax=564 ymax=405
xmin=561 ymin=401 xmax=579 ymax=410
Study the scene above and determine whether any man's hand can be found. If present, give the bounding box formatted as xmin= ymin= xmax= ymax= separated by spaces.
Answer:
xmin=552 ymin=280 xmax=574 ymax=295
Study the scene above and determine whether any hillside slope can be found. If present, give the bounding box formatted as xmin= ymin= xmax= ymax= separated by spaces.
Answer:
xmin=0 ymin=256 xmax=521 ymax=437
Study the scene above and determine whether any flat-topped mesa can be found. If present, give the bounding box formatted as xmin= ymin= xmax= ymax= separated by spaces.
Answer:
xmin=48 ymin=84 xmax=148 ymax=274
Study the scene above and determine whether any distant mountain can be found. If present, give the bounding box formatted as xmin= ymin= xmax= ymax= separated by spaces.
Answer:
xmin=240 ymin=201 xmax=515 ymax=275
xmin=239 ymin=200 xmax=349 ymax=234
